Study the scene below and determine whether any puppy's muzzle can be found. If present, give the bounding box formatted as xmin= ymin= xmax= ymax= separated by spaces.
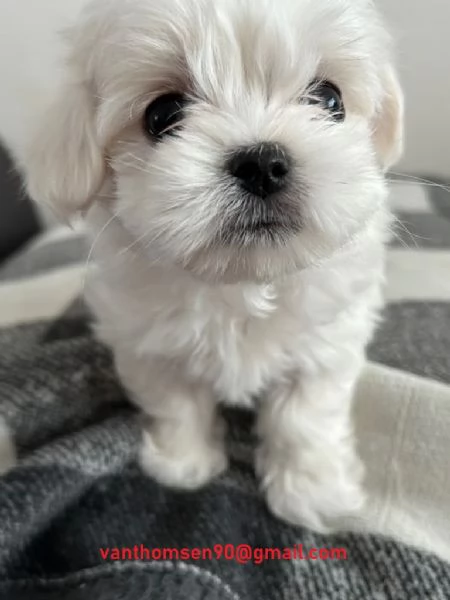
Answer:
xmin=227 ymin=142 xmax=291 ymax=199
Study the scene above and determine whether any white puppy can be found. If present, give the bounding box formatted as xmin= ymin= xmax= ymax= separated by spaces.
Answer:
xmin=4 ymin=0 xmax=403 ymax=532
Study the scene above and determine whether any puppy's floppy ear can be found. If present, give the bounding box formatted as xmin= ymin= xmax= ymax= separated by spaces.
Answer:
xmin=372 ymin=66 xmax=404 ymax=171
xmin=24 ymin=78 xmax=105 ymax=219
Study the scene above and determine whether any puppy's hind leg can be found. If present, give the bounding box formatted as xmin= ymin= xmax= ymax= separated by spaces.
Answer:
xmin=115 ymin=351 xmax=227 ymax=490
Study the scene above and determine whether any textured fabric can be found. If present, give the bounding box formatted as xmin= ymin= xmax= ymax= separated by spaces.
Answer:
xmin=1 ymin=179 xmax=450 ymax=599
xmin=368 ymin=303 xmax=450 ymax=384
xmin=351 ymin=364 xmax=450 ymax=563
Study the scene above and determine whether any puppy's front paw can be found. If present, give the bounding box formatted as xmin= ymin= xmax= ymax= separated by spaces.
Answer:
xmin=140 ymin=426 xmax=227 ymax=491
xmin=257 ymin=447 xmax=365 ymax=533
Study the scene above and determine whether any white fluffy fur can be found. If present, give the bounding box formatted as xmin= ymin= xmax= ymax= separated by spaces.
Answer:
xmin=0 ymin=0 xmax=403 ymax=532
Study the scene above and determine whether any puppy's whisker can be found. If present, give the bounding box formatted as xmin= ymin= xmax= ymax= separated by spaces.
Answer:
xmin=123 ymin=152 xmax=149 ymax=167
xmin=388 ymin=178 xmax=450 ymax=195
xmin=389 ymin=229 xmax=410 ymax=249
xmin=82 ymin=208 xmax=126 ymax=293
xmin=119 ymin=227 xmax=158 ymax=256
xmin=114 ymin=154 xmax=174 ymax=178
xmin=388 ymin=172 xmax=450 ymax=196
xmin=114 ymin=159 xmax=154 ymax=176
xmin=389 ymin=215 xmax=420 ymax=249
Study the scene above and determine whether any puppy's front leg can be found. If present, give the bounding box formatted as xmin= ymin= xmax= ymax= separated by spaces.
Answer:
xmin=257 ymin=371 xmax=365 ymax=532
xmin=115 ymin=351 xmax=227 ymax=490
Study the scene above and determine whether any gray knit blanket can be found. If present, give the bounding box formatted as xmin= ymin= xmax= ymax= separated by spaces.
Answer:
xmin=0 ymin=179 xmax=450 ymax=599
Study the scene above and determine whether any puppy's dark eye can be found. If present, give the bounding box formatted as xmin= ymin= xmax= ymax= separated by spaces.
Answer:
xmin=304 ymin=81 xmax=345 ymax=122
xmin=144 ymin=93 xmax=188 ymax=139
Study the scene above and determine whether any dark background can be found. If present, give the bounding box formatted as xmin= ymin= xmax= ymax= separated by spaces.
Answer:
xmin=0 ymin=144 xmax=40 ymax=263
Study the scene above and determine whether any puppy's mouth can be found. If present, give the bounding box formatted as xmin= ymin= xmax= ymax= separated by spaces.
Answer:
xmin=219 ymin=216 xmax=302 ymax=247
xmin=243 ymin=220 xmax=281 ymax=233
xmin=209 ymin=187 xmax=305 ymax=247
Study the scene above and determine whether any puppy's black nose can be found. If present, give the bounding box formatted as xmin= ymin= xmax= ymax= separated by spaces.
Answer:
xmin=227 ymin=143 xmax=290 ymax=198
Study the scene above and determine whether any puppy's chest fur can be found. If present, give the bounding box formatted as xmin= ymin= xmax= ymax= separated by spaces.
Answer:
xmin=90 ymin=250 xmax=381 ymax=405
xmin=144 ymin=282 xmax=305 ymax=404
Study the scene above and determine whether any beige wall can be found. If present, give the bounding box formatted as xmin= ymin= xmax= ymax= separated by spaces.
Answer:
xmin=378 ymin=0 xmax=450 ymax=178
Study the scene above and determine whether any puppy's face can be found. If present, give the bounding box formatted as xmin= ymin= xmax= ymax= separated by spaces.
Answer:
xmin=26 ymin=0 xmax=403 ymax=283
